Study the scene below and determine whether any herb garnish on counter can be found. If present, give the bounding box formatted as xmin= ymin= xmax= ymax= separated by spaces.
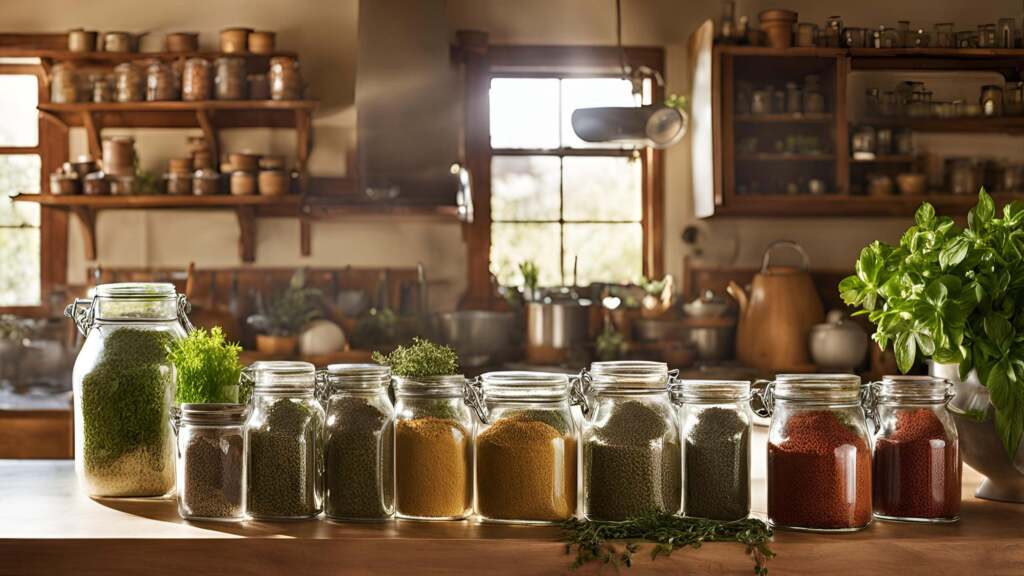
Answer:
xmin=372 ymin=337 xmax=459 ymax=378
xmin=562 ymin=514 xmax=774 ymax=575
xmin=168 ymin=327 xmax=244 ymax=404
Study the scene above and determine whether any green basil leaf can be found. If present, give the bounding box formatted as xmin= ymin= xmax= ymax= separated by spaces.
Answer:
xmin=994 ymin=408 xmax=1024 ymax=462
xmin=977 ymin=187 xmax=995 ymax=224
xmin=895 ymin=332 xmax=916 ymax=373
xmin=915 ymin=202 xmax=936 ymax=227
xmin=839 ymin=275 xmax=867 ymax=307
xmin=915 ymin=331 xmax=936 ymax=356
xmin=939 ymin=237 xmax=970 ymax=269
xmin=984 ymin=315 xmax=1014 ymax=353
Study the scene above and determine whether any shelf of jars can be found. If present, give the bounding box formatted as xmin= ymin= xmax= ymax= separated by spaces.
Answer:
xmin=733 ymin=113 xmax=833 ymax=123
xmin=716 ymin=192 xmax=1024 ymax=217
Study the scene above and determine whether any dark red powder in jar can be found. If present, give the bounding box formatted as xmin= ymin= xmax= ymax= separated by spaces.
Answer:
xmin=768 ymin=411 xmax=872 ymax=530
xmin=873 ymin=408 xmax=960 ymax=520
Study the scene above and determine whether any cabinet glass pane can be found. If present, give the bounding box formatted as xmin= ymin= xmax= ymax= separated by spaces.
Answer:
xmin=491 ymin=223 xmax=562 ymax=287
xmin=562 ymin=223 xmax=643 ymax=285
xmin=492 ymin=156 xmax=560 ymax=221
xmin=0 ymin=76 xmax=39 ymax=147
xmin=490 ymin=78 xmax=560 ymax=149
xmin=563 ymin=156 xmax=641 ymax=222
xmin=560 ymin=78 xmax=636 ymax=149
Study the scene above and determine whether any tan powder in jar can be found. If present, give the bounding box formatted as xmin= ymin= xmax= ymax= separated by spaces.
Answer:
xmin=395 ymin=416 xmax=471 ymax=518
xmin=476 ymin=414 xmax=576 ymax=522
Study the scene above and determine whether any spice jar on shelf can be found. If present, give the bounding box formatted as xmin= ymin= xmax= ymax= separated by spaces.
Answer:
xmin=91 ymin=74 xmax=113 ymax=103
xmin=802 ymin=75 xmax=825 ymax=114
xmin=868 ymin=376 xmax=960 ymax=524
xmin=51 ymin=63 xmax=79 ymax=103
xmin=182 ymin=58 xmax=212 ymax=101
xmin=795 ymin=23 xmax=817 ymax=47
xmin=320 ymin=364 xmax=395 ymax=522
xmin=83 ymin=171 xmax=110 ymax=196
xmin=394 ymin=373 xmax=474 ymax=520
xmin=243 ymin=361 xmax=324 ymax=520
xmin=173 ymin=403 xmax=247 ymax=522
xmin=215 ymin=56 xmax=247 ymax=100
xmin=934 ymin=22 xmax=955 ymax=48
xmin=145 ymin=61 xmax=178 ymax=102
xmin=269 ymin=56 xmax=303 ymax=100
xmin=843 ymin=27 xmax=867 ymax=48
xmin=785 ymin=83 xmax=802 ymax=114
xmin=102 ymin=136 xmax=135 ymax=178
xmin=674 ymin=380 xmax=751 ymax=521
xmin=581 ymin=361 xmax=681 ymax=521
xmin=754 ymin=374 xmax=872 ymax=532
xmin=981 ymin=85 xmax=1004 ymax=117
xmin=219 ymin=28 xmax=252 ymax=53
xmin=114 ymin=63 xmax=144 ymax=102
xmin=468 ymin=372 xmax=579 ymax=524
xmin=230 ymin=170 xmax=257 ymax=196
xmin=65 ymin=283 xmax=191 ymax=498
xmin=193 ymin=168 xmax=221 ymax=196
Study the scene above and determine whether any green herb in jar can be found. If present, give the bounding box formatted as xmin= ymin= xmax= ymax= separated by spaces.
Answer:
xmin=80 ymin=328 xmax=175 ymax=496
xmin=168 ymin=327 xmax=243 ymax=404
xmin=182 ymin=431 xmax=244 ymax=518
xmin=325 ymin=396 xmax=394 ymax=520
xmin=247 ymin=399 xmax=320 ymax=518
xmin=684 ymin=406 xmax=750 ymax=520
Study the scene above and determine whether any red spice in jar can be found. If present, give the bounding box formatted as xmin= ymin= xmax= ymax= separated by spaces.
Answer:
xmin=768 ymin=411 xmax=872 ymax=530
xmin=873 ymin=408 xmax=960 ymax=520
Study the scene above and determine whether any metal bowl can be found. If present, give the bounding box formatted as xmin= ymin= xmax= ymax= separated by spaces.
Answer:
xmin=433 ymin=310 xmax=517 ymax=368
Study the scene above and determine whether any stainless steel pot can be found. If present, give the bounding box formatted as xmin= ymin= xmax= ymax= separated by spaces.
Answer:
xmin=526 ymin=301 xmax=588 ymax=350
xmin=685 ymin=325 xmax=734 ymax=362
xmin=434 ymin=310 xmax=516 ymax=368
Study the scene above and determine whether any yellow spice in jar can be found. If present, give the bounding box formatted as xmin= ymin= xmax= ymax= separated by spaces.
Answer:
xmin=395 ymin=416 xmax=471 ymax=518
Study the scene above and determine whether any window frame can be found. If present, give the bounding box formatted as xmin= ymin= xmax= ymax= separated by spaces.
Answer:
xmin=0 ymin=62 xmax=68 ymax=315
xmin=458 ymin=40 xmax=665 ymax=307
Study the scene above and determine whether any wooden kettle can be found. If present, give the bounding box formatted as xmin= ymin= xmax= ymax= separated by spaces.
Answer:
xmin=726 ymin=241 xmax=824 ymax=373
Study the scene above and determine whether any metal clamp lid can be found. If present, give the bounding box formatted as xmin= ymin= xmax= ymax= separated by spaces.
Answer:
xmin=750 ymin=379 xmax=775 ymax=418
xmin=64 ymin=292 xmax=194 ymax=335
xmin=463 ymin=376 xmax=489 ymax=423
xmin=569 ymin=369 xmax=592 ymax=415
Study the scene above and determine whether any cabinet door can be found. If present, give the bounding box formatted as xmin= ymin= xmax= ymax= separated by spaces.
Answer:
xmin=688 ymin=19 xmax=717 ymax=218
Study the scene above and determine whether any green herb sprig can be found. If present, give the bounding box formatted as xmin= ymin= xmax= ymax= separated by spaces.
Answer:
xmin=840 ymin=188 xmax=1024 ymax=459
xmin=562 ymin=514 xmax=774 ymax=575
xmin=168 ymin=327 xmax=244 ymax=404
xmin=372 ymin=337 xmax=459 ymax=378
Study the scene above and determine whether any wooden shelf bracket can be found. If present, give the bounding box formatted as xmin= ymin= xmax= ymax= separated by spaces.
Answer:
xmin=234 ymin=206 xmax=257 ymax=263
xmin=81 ymin=111 xmax=102 ymax=159
xmin=68 ymin=206 xmax=97 ymax=261
xmin=195 ymin=108 xmax=220 ymax=163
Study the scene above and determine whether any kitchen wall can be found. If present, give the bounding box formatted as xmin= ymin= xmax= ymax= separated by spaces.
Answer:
xmin=7 ymin=0 xmax=1022 ymax=307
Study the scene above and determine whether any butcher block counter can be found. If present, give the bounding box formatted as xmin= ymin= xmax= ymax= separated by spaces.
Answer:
xmin=2 ymin=431 xmax=1023 ymax=576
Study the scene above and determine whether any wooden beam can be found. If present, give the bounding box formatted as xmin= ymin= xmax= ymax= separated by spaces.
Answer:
xmin=234 ymin=206 xmax=256 ymax=263
xmin=68 ymin=206 xmax=97 ymax=261
xmin=195 ymin=108 xmax=219 ymax=164
xmin=300 ymin=214 xmax=312 ymax=257
xmin=81 ymin=111 xmax=102 ymax=159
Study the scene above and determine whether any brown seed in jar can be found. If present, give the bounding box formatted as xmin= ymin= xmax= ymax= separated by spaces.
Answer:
xmin=182 ymin=58 xmax=212 ymax=102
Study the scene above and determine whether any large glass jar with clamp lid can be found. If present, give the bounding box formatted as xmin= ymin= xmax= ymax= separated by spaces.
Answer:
xmin=243 ymin=361 xmax=324 ymax=520
xmin=755 ymin=373 xmax=872 ymax=531
xmin=468 ymin=371 xmax=580 ymax=524
xmin=580 ymin=361 xmax=681 ymax=521
xmin=65 ymin=282 xmax=192 ymax=497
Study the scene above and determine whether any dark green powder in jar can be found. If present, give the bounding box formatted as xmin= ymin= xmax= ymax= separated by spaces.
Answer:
xmin=80 ymin=328 xmax=175 ymax=497
xmin=324 ymin=397 xmax=394 ymax=520
xmin=684 ymin=406 xmax=750 ymax=520
xmin=584 ymin=400 xmax=681 ymax=521
xmin=247 ymin=399 xmax=321 ymax=519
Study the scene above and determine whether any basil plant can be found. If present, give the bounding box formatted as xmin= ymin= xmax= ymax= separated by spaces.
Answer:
xmin=840 ymin=189 xmax=1024 ymax=460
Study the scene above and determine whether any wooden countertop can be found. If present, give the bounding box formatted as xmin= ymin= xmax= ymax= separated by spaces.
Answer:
xmin=3 ymin=430 xmax=1023 ymax=575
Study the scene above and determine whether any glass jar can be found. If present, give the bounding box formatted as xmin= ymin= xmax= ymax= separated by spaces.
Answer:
xmin=802 ymin=76 xmax=825 ymax=114
xmin=824 ymin=16 xmax=843 ymax=47
xmin=843 ymin=27 xmax=867 ymax=48
xmin=393 ymin=374 xmax=474 ymax=520
xmin=981 ymin=85 xmax=1004 ymax=117
xmin=193 ymin=168 xmax=221 ymax=195
xmin=243 ymin=361 xmax=324 ymax=520
xmin=755 ymin=374 xmax=872 ymax=532
xmin=182 ymin=58 xmax=212 ymax=102
xmin=321 ymin=364 xmax=395 ymax=522
xmin=469 ymin=372 xmax=579 ymax=524
xmin=269 ymin=56 xmax=303 ymax=100
xmin=934 ymin=23 xmax=955 ymax=48
xmin=65 ymin=283 xmax=192 ymax=498
xmin=751 ymin=87 xmax=771 ymax=115
xmin=173 ymin=403 xmax=247 ymax=521
xmin=1005 ymin=81 xmax=1024 ymax=115
xmin=91 ymin=74 xmax=113 ymax=103
xmin=675 ymin=380 xmax=751 ymax=521
xmin=785 ymin=82 xmax=802 ymax=114
xmin=978 ymin=24 xmax=997 ymax=48
xmin=948 ymin=158 xmax=978 ymax=195
xmin=998 ymin=18 xmax=1017 ymax=48
xmin=51 ymin=63 xmax=79 ymax=103
xmin=869 ymin=376 xmax=960 ymax=523
xmin=164 ymin=172 xmax=193 ymax=196
xmin=230 ymin=171 xmax=257 ymax=196
xmin=851 ymin=126 xmax=876 ymax=160
xmin=113 ymin=63 xmax=144 ymax=103
xmin=795 ymin=23 xmax=817 ymax=47
xmin=145 ymin=61 xmax=178 ymax=102
xmin=581 ymin=361 xmax=681 ymax=521
xmin=215 ymin=56 xmax=247 ymax=100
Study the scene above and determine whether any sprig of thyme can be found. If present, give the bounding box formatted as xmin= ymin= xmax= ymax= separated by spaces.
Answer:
xmin=371 ymin=337 xmax=459 ymax=378
xmin=562 ymin=514 xmax=775 ymax=574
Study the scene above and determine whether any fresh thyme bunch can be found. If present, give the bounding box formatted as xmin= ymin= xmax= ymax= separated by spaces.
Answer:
xmin=372 ymin=337 xmax=459 ymax=378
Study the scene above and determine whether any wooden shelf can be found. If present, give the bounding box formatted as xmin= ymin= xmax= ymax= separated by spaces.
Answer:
xmin=715 ymin=192 xmax=1023 ymax=217
xmin=716 ymin=44 xmax=1024 ymax=72
xmin=715 ymin=45 xmax=845 ymax=58
xmin=851 ymin=155 xmax=916 ymax=163
xmin=861 ymin=116 xmax=1024 ymax=133
xmin=38 ymin=100 xmax=316 ymax=129
xmin=734 ymin=113 xmax=833 ymax=123
xmin=736 ymin=153 xmax=835 ymax=161
xmin=0 ymin=48 xmax=297 ymax=63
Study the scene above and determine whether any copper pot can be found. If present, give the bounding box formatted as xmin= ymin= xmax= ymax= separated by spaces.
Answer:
xmin=68 ymin=29 xmax=98 ymax=53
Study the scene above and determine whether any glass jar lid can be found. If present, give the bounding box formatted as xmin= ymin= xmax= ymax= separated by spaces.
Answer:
xmin=675 ymin=379 xmax=751 ymax=402
xmin=393 ymin=374 xmax=466 ymax=397
xmin=589 ymin=360 xmax=670 ymax=391
xmin=249 ymin=361 xmax=315 ymax=391
xmin=180 ymin=403 xmax=247 ymax=425
xmin=93 ymin=282 xmax=178 ymax=321
xmin=325 ymin=363 xmax=390 ymax=390
xmin=873 ymin=375 xmax=953 ymax=404
xmin=479 ymin=371 xmax=570 ymax=401
xmin=772 ymin=373 xmax=862 ymax=402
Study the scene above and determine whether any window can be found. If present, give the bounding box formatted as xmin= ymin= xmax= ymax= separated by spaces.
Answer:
xmin=0 ymin=72 xmax=44 ymax=307
xmin=488 ymin=76 xmax=649 ymax=287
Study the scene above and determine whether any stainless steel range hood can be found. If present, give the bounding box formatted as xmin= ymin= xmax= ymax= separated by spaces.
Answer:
xmin=356 ymin=0 xmax=467 ymax=213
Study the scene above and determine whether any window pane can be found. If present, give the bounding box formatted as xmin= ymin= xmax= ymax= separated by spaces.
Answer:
xmin=0 ymin=228 xmax=40 ymax=306
xmin=563 ymin=156 xmax=642 ymax=222
xmin=561 ymin=78 xmax=637 ymax=149
xmin=0 ymin=155 xmax=42 ymax=227
xmin=0 ymin=75 xmax=38 ymax=147
xmin=492 ymin=155 xmax=560 ymax=221
xmin=491 ymin=223 xmax=562 ymax=287
xmin=563 ymin=223 xmax=643 ymax=285
xmin=490 ymin=78 xmax=560 ymax=149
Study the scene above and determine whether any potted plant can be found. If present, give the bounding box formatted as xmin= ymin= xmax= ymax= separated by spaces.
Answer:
xmin=247 ymin=270 xmax=323 ymax=355
xmin=841 ymin=189 xmax=1024 ymax=502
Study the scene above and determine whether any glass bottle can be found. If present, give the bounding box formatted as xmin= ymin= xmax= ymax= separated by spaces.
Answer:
xmin=321 ymin=363 xmax=395 ymax=522
xmin=934 ymin=23 xmax=955 ymax=48
xmin=998 ymin=18 xmax=1017 ymax=48
xmin=174 ymin=403 xmax=247 ymax=521
xmin=580 ymin=361 xmax=681 ymax=521
xmin=978 ymin=24 xmax=997 ymax=48
xmin=869 ymin=376 xmax=960 ymax=523
xmin=785 ymin=82 xmax=802 ymax=114
xmin=718 ymin=0 xmax=736 ymax=43
xmin=65 ymin=283 xmax=192 ymax=498
xmin=981 ymin=85 xmax=1004 ymax=116
xmin=393 ymin=374 xmax=474 ymax=520
xmin=824 ymin=16 xmax=843 ymax=47
xmin=243 ymin=361 xmax=324 ymax=520
xmin=182 ymin=58 xmax=211 ymax=102
xmin=754 ymin=374 xmax=872 ymax=532
xmin=468 ymin=371 xmax=580 ymax=524
xmin=675 ymin=380 xmax=752 ymax=521
xmin=113 ymin=63 xmax=144 ymax=102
